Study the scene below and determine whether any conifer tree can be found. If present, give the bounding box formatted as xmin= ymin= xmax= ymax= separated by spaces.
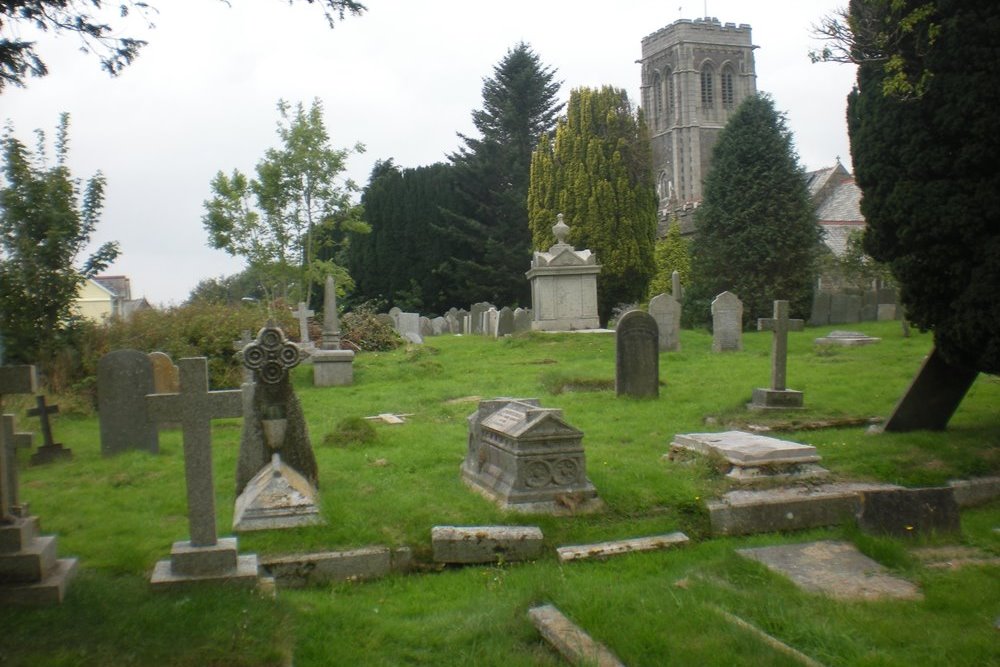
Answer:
xmin=686 ymin=93 xmax=819 ymax=328
xmin=527 ymin=86 xmax=657 ymax=324
xmin=647 ymin=218 xmax=691 ymax=299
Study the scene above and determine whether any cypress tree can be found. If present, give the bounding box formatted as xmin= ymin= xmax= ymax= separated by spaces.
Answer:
xmin=686 ymin=93 xmax=820 ymax=328
xmin=647 ymin=217 xmax=691 ymax=299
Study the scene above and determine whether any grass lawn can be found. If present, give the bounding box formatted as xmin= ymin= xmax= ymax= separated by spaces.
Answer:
xmin=2 ymin=320 xmax=998 ymax=665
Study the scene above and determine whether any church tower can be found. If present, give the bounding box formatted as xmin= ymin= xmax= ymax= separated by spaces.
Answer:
xmin=640 ymin=17 xmax=757 ymax=230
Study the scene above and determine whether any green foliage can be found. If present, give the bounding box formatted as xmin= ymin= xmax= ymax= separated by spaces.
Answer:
xmin=203 ymin=98 xmax=365 ymax=306
xmin=186 ymin=267 xmax=269 ymax=305
xmin=340 ymin=301 xmax=401 ymax=352
xmin=687 ymin=94 xmax=820 ymax=328
xmin=323 ymin=415 xmax=377 ymax=447
xmin=819 ymin=228 xmax=894 ymax=294
xmin=848 ymin=0 xmax=1000 ymax=373
xmin=647 ymin=217 xmax=691 ymax=299
xmin=0 ymin=113 xmax=120 ymax=366
xmin=527 ymin=86 xmax=658 ymax=323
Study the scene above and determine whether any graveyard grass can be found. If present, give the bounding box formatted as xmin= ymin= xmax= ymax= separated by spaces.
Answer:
xmin=3 ymin=320 xmax=999 ymax=666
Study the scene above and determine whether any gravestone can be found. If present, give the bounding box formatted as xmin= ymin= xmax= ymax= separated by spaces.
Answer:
xmin=670 ymin=431 xmax=827 ymax=481
xmin=233 ymin=330 xmax=254 ymax=384
xmin=497 ymin=307 xmax=515 ymax=337
xmin=469 ymin=303 xmax=492 ymax=335
xmin=235 ymin=326 xmax=322 ymax=531
xmin=388 ymin=307 xmax=402 ymax=328
xmin=647 ymin=293 xmax=681 ymax=352
xmin=749 ymin=300 xmax=805 ymax=410
xmin=857 ymin=487 xmax=961 ymax=538
xmin=461 ymin=398 xmax=601 ymax=514
xmin=615 ymin=310 xmax=659 ymax=398
xmin=810 ymin=291 xmax=832 ymax=326
xmin=513 ymin=308 xmax=531 ymax=334
xmin=293 ymin=302 xmax=315 ymax=349
xmin=431 ymin=316 xmax=447 ymax=336
xmin=0 ymin=365 xmax=77 ymax=605
xmin=444 ymin=312 xmax=460 ymax=335
xmin=27 ymin=395 xmax=72 ymax=465
xmin=97 ymin=349 xmax=159 ymax=456
xmin=312 ymin=275 xmax=355 ymax=387
xmin=455 ymin=309 xmax=470 ymax=334
xmin=483 ymin=307 xmax=499 ymax=338
xmin=671 ymin=270 xmax=683 ymax=300
xmin=147 ymin=357 xmax=259 ymax=589
xmin=526 ymin=215 xmax=601 ymax=331
xmin=419 ymin=316 xmax=434 ymax=338
xmin=814 ymin=330 xmax=881 ymax=346
xmin=396 ymin=312 xmax=422 ymax=344
xmin=881 ymin=348 xmax=979 ymax=432
xmin=149 ymin=351 xmax=181 ymax=430
xmin=711 ymin=291 xmax=743 ymax=352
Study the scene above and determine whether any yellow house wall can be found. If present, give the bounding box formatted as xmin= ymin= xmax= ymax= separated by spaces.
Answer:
xmin=76 ymin=280 xmax=115 ymax=321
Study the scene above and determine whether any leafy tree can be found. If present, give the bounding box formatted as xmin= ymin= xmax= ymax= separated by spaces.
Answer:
xmin=843 ymin=0 xmax=1000 ymax=373
xmin=0 ymin=1 xmax=366 ymax=92
xmin=527 ymin=86 xmax=657 ymax=324
xmin=686 ymin=93 xmax=820 ymax=328
xmin=187 ymin=268 xmax=268 ymax=305
xmin=0 ymin=113 xmax=120 ymax=364
xmin=443 ymin=42 xmax=563 ymax=307
xmin=203 ymin=98 xmax=366 ymax=306
xmin=647 ymin=217 xmax=691 ymax=300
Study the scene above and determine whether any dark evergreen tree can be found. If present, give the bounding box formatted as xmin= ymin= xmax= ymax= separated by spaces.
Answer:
xmin=444 ymin=42 xmax=563 ymax=307
xmin=847 ymin=0 xmax=1000 ymax=373
xmin=686 ymin=93 xmax=820 ymax=328
xmin=527 ymin=86 xmax=658 ymax=324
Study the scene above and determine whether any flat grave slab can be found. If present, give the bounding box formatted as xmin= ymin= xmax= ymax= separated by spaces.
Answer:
xmin=557 ymin=532 xmax=688 ymax=563
xmin=671 ymin=431 xmax=827 ymax=481
xmin=737 ymin=540 xmax=923 ymax=601
xmin=260 ymin=546 xmax=413 ymax=588
xmin=528 ymin=604 xmax=624 ymax=667
xmin=814 ymin=330 xmax=881 ymax=346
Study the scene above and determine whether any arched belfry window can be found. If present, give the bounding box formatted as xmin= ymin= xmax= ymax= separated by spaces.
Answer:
xmin=700 ymin=63 xmax=715 ymax=109
xmin=652 ymin=71 xmax=663 ymax=128
xmin=665 ymin=67 xmax=674 ymax=121
xmin=721 ymin=65 xmax=735 ymax=108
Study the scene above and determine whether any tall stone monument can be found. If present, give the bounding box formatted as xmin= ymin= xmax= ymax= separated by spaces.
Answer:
xmin=312 ymin=275 xmax=355 ymax=387
xmin=749 ymin=300 xmax=805 ymax=410
xmin=526 ymin=214 xmax=601 ymax=331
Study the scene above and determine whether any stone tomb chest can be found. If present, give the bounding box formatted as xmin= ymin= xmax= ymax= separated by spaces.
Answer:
xmin=670 ymin=430 xmax=828 ymax=481
xmin=462 ymin=399 xmax=601 ymax=513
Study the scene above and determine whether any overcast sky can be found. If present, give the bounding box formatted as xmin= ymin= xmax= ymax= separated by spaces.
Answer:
xmin=3 ymin=0 xmax=855 ymax=306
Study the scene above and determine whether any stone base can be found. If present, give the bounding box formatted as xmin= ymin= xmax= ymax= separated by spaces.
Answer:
xmin=260 ymin=546 xmax=412 ymax=588
xmin=0 ymin=557 xmax=78 ymax=606
xmin=556 ymin=532 xmax=689 ymax=563
xmin=531 ymin=318 xmax=602 ymax=332
xmin=150 ymin=553 xmax=259 ymax=591
xmin=169 ymin=537 xmax=240 ymax=576
xmin=747 ymin=387 xmax=804 ymax=410
xmin=460 ymin=470 xmax=604 ymax=515
xmin=29 ymin=445 xmax=73 ymax=466
xmin=431 ymin=525 xmax=544 ymax=564
xmin=312 ymin=349 xmax=355 ymax=387
xmin=234 ymin=456 xmax=324 ymax=532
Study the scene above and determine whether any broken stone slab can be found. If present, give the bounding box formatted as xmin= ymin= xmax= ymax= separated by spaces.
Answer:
xmin=912 ymin=545 xmax=1000 ymax=570
xmin=737 ymin=540 xmax=923 ymax=601
xmin=431 ymin=525 xmax=544 ymax=564
xmin=556 ymin=532 xmax=689 ymax=563
xmin=364 ymin=413 xmax=412 ymax=424
xmin=814 ymin=330 xmax=882 ymax=346
xmin=259 ymin=546 xmax=413 ymax=588
xmin=528 ymin=604 xmax=624 ymax=667
xmin=948 ymin=476 xmax=1000 ymax=507
xmin=857 ymin=487 xmax=961 ymax=538
xmin=707 ymin=482 xmax=901 ymax=536
xmin=670 ymin=431 xmax=828 ymax=481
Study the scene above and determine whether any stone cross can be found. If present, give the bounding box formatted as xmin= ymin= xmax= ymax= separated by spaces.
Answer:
xmin=27 ymin=395 xmax=59 ymax=449
xmin=2 ymin=415 xmax=33 ymax=521
xmin=293 ymin=302 xmax=315 ymax=347
xmin=146 ymin=358 xmax=243 ymax=547
xmin=0 ymin=365 xmax=37 ymax=521
xmin=757 ymin=300 xmax=804 ymax=391
xmin=240 ymin=326 xmax=306 ymax=385
xmin=321 ymin=275 xmax=341 ymax=350
xmin=234 ymin=330 xmax=253 ymax=384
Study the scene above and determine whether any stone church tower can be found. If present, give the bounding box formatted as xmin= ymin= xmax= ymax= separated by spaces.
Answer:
xmin=640 ymin=17 xmax=757 ymax=231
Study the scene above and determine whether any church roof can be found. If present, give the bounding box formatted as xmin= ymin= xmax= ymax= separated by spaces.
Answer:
xmin=807 ymin=162 xmax=866 ymax=257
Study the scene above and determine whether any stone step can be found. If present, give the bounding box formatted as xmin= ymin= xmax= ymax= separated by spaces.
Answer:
xmin=0 ymin=516 xmax=40 ymax=554
xmin=557 ymin=532 xmax=689 ymax=563
xmin=528 ymin=604 xmax=624 ymax=667
xmin=0 ymin=557 xmax=78 ymax=606
xmin=432 ymin=526 xmax=543 ymax=564
xmin=0 ymin=534 xmax=57 ymax=583
xmin=948 ymin=476 xmax=1000 ymax=507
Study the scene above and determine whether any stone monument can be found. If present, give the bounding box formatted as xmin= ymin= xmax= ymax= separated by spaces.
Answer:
xmin=27 ymin=395 xmax=72 ymax=465
xmin=147 ymin=357 xmax=259 ymax=589
xmin=647 ymin=293 xmax=681 ymax=352
xmin=615 ymin=310 xmax=659 ymax=398
xmin=312 ymin=275 xmax=355 ymax=387
xmin=234 ymin=325 xmax=322 ymax=531
xmin=711 ymin=291 xmax=743 ymax=352
xmin=97 ymin=349 xmax=159 ymax=455
xmin=293 ymin=301 xmax=316 ymax=352
xmin=461 ymin=398 xmax=602 ymax=514
xmin=526 ymin=214 xmax=601 ymax=331
xmin=748 ymin=300 xmax=805 ymax=410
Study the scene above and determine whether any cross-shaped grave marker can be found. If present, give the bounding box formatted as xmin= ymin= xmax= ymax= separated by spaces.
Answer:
xmin=293 ymin=302 xmax=315 ymax=348
xmin=27 ymin=395 xmax=72 ymax=464
xmin=750 ymin=300 xmax=805 ymax=410
xmin=2 ymin=415 xmax=33 ymax=519
xmin=0 ymin=365 xmax=38 ymax=522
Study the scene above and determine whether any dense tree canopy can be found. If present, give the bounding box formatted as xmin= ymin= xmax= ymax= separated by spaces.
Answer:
xmin=846 ymin=0 xmax=1000 ymax=373
xmin=647 ymin=217 xmax=690 ymax=300
xmin=686 ymin=94 xmax=820 ymax=328
xmin=0 ymin=113 xmax=119 ymax=363
xmin=0 ymin=1 xmax=365 ymax=92
xmin=527 ymin=86 xmax=657 ymax=324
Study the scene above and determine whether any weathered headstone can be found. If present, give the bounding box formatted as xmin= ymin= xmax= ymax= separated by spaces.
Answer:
xmin=455 ymin=309 xmax=470 ymax=334
xmin=27 ymin=395 xmax=72 ymax=465
xmin=857 ymin=487 xmax=961 ymax=538
xmin=388 ymin=307 xmax=402 ymax=328
xmin=320 ymin=275 xmax=342 ymax=350
xmin=445 ymin=312 xmax=460 ymax=335
xmin=431 ymin=525 xmax=544 ymax=564
xmin=810 ymin=291 xmax=832 ymax=326
xmin=497 ymin=307 xmax=514 ymax=337
xmin=529 ymin=605 xmax=624 ymax=667
xmin=647 ymin=293 xmax=681 ymax=352
xmin=147 ymin=357 xmax=259 ymax=589
xmin=461 ymin=398 xmax=602 ymax=513
xmin=431 ymin=316 xmax=447 ymax=336
xmin=149 ymin=351 xmax=181 ymax=430
xmin=396 ymin=312 xmax=422 ymax=344
xmin=234 ymin=330 xmax=254 ymax=384
xmin=419 ymin=316 xmax=434 ymax=338
xmin=312 ymin=275 xmax=355 ymax=387
xmin=469 ymin=303 xmax=491 ymax=335
xmin=483 ymin=307 xmax=499 ymax=338
xmin=711 ymin=291 xmax=743 ymax=352
xmin=513 ymin=307 xmax=531 ymax=334
xmin=615 ymin=310 xmax=659 ymax=398
xmin=526 ymin=215 xmax=601 ymax=331
xmin=293 ymin=302 xmax=315 ymax=349
xmin=671 ymin=270 xmax=683 ymax=301
xmin=881 ymin=348 xmax=979 ymax=432
xmin=749 ymin=300 xmax=805 ymax=409
xmin=97 ymin=350 xmax=159 ymax=456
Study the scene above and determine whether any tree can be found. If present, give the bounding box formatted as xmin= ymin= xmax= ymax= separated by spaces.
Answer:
xmin=0 ymin=1 xmax=366 ymax=92
xmin=527 ymin=86 xmax=658 ymax=324
xmin=203 ymin=98 xmax=365 ymax=306
xmin=186 ymin=268 xmax=268 ymax=305
xmin=443 ymin=42 xmax=563 ymax=307
xmin=843 ymin=0 xmax=1000 ymax=374
xmin=0 ymin=113 xmax=120 ymax=363
xmin=647 ymin=217 xmax=691 ymax=300
xmin=686 ymin=93 xmax=820 ymax=328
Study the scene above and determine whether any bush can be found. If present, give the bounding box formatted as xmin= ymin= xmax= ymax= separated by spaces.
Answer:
xmin=341 ymin=302 xmax=401 ymax=352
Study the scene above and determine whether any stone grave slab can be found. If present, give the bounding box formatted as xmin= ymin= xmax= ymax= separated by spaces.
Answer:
xmin=528 ymin=605 xmax=624 ymax=667
xmin=556 ymin=532 xmax=688 ymax=563
xmin=857 ymin=487 xmax=961 ymax=538
xmin=671 ymin=431 xmax=827 ymax=481
xmin=814 ymin=330 xmax=882 ymax=346
xmin=431 ymin=525 xmax=544 ymax=564
xmin=948 ymin=476 xmax=1000 ymax=507
xmin=737 ymin=540 xmax=923 ymax=600
xmin=260 ymin=546 xmax=413 ymax=588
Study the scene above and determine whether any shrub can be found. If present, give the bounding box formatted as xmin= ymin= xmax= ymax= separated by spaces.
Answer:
xmin=341 ymin=302 xmax=401 ymax=352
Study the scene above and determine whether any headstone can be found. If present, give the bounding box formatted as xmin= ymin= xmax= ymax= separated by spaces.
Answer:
xmin=671 ymin=270 xmax=683 ymax=300
xmin=497 ymin=307 xmax=514 ymax=337
xmin=615 ymin=310 xmax=659 ymax=398
xmin=444 ymin=312 xmax=459 ymax=335
xmin=320 ymin=275 xmax=342 ymax=350
xmin=396 ymin=312 xmax=422 ymax=344
xmin=877 ymin=304 xmax=897 ymax=321
xmin=526 ymin=215 xmax=601 ymax=331
xmin=556 ymin=532 xmax=688 ymax=563
xmin=147 ymin=357 xmax=259 ymax=589
xmin=711 ymin=291 xmax=743 ymax=352
xmin=671 ymin=431 xmax=827 ymax=481
xmin=748 ymin=300 xmax=805 ymax=410
xmin=97 ymin=350 xmax=159 ymax=456
xmin=293 ymin=302 xmax=315 ymax=348
xmin=27 ymin=396 xmax=72 ymax=465
xmin=233 ymin=330 xmax=254 ymax=384
xmin=814 ymin=330 xmax=881 ymax=346
xmin=647 ymin=293 xmax=681 ymax=352
xmin=455 ymin=309 xmax=470 ymax=334
xmin=375 ymin=313 xmax=394 ymax=329
xmin=882 ymin=347 xmax=978 ymax=432
xmin=810 ymin=291 xmax=832 ymax=326
xmin=461 ymin=398 xmax=602 ymax=514
xmin=312 ymin=275 xmax=355 ymax=387
xmin=388 ymin=307 xmax=402 ymax=329
xmin=431 ymin=316 xmax=447 ymax=336
xmin=857 ymin=487 xmax=961 ymax=538
xmin=469 ymin=303 xmax=491 ymax=335
xmin=483 ymin=307 xmax=499 ymax=338
xmin=513 ymin=307 xmax=531 ymax=334
xmin=419 ymin=316 xmax=434 ymax=338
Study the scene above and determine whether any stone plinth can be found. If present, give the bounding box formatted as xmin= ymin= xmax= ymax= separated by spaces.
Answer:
xmin=260 ymin=547 xmax=412 ymax=588
xmin=311 ymin=349 xmax=355 ymax=387
xmin=671 ymin=431 xmax=826 ymax=481
xmin=526 ymin=215 xmax=601 ymax=332
xmin=150 ymin=537 xmax=259 ymax=590
xmin=233 ymin=454 xmax=323 ymax=532
xmin=461 ymin=398 xmax=602 ymax=514
xmin=0 ymin=516 xmax=78 ymax=606
xmin=431 ymin=525 xmax=544 ymax=564
xmin=748 ymin=387 xmax=804 ymax=410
